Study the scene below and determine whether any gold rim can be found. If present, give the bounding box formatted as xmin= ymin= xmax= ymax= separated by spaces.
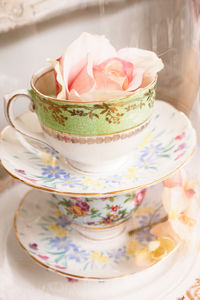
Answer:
xmin=14 ymin=189 xmax=181 ymax=280
xmin=31 ymin=66 xmax=157 ymax=104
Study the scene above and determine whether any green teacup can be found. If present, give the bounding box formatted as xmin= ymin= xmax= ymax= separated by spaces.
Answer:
xmin=4 ymin=66 xmax=157 ymax=173
xmin=30 ymin=67 xmax=156 ymax=135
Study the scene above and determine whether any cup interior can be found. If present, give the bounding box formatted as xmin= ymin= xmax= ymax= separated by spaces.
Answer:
xmin=33 ymin=67 xmax=57 ymax=98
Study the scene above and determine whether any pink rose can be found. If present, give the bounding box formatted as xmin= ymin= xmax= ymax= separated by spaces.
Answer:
xmin=52 ymin=33 xmax=163 ymax=102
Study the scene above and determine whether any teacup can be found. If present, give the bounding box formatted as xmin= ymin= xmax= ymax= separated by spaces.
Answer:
xmin=4 ymin=66 xmax=156 ymax=173
xmin=55 ymin=188 xmax=146 ymax=240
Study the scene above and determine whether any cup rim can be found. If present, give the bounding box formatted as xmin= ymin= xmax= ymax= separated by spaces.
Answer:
xmin=31 ymin=65 xmax=157 ymax=104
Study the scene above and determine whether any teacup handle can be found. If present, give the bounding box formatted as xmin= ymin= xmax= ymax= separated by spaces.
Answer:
xmin=4 ymin=89 xmax=46 ymax=142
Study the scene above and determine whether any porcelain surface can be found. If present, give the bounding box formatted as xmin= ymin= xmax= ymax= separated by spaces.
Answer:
xmin=0 ymin=101 xmax=196 ymax=196
xmin=15 ymin=185 xmax=178 ymax=280
xmin=56 ymin=189 xmax=146 ymax=228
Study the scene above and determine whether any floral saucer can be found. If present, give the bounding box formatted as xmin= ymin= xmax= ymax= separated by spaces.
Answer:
xmin=0 ymin=100 xmax=196 ymax=196
xmin=15 ymin=185 xmax=179 ymax=280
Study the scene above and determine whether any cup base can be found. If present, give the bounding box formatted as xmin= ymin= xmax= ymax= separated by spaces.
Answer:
xmin=73 ymin=219 xmax=129 ymax=241
xmin=67 ymin=155 xmax=130 ymax=175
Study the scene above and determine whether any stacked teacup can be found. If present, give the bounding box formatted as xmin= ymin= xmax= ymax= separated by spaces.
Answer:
xmin=4 ymin=33 xmax=164 ymax=240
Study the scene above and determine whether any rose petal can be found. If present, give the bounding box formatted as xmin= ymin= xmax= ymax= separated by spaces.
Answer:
xmin=127 ymin=68 xmax=144 ymax=91
xmin=58 ymin=33 xmax=117 ymax=99
xmin=163 ymin=171 xmax=183 ymax=188
xmin=151 ymin=221 xmax=180 ymax=242
xmin=162 ymin=186 xmax=188 ymax=213
xmin=118 ymin=47 xmax=164 ymax=77
xmin=69 ymin=55 xmax=95 ymax=95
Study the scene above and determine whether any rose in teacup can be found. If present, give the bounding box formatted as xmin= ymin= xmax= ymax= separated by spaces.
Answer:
xmin=51 ymin=32 xmax=164 ymax=101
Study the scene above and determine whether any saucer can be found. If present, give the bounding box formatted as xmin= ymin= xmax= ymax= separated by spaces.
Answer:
xmin=0 ymin=100 xmax=196 ymax=196
xmin=14 ymin=184 xmax=179 ymax=280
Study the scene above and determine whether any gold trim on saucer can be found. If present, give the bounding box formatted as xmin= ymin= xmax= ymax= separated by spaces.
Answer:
xmin=14 ymin=189 xmax=181 ymax=281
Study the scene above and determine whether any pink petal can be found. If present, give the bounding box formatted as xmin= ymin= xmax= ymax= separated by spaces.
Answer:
xmin=58 ymin=33 xmax=117 ymax=99
xmin=118 ymin=47 xmax=164 ymax=77
xmin=69 ymin=55 xmax=95 ymax=95
xmin=163 ymin=172 xmax=183 ymax=188
xmin=127 ymin=68 xmax=144 ymax=91
xmin=151 ymin=221 xmax=180 ymax=242
xmin=162 ymin=186 xmax=188 ymax=213
xmin=93 ymin=57 xmax=134 ymax=91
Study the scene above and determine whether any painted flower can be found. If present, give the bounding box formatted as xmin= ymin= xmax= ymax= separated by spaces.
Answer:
xmin=90 ymin=252 xmax=110 ymax=263
xmin=43 ymin=146 xmax=59 ymax=156
xmin=111 ymin=205 xmax=119 ymax=212
xmin=49 ymin=236 xmax=77 ymax=252
xmin=29 ymin=243 xmax=38 ymax=251
xmin=38 ymin=254 xmax=49 ymax=260
xmin=56 ymin=216 xmax=71 ymax=228
xmin=107 ymin=247 xmax=126 ymax=260
xmin=15 ymin=169 xmax=26 ymax=175
xmin=51 ymin=32 xmax=163 ymax=101
xmin=174 ymin=143 xmax=186 ymax=153
xmin=175 ymin=132 xmax=185 ymax=140
xmin=137 ymin=154 xmax=157 ymax=170
xmin=60 ymin=176 xmax=81 ymax=188
xmin=41 ymin=166 xmax=67 ymax=179
xmin=76 ymin=199 xmax=90 ymax=212
xmin=140 ymin=143 xmax=163 ymax=158
xmin=135 ymin=189 xmax=146 ymax=206
xmin=49 ymin=223 xmax=67 ymax=237
xmin=67 ymin=249 xmax=89 ymax=263
xmin=135 ymin=227 xmax=154 ymax=243
xmin=71 ymin=205 xmax=87 ymax=217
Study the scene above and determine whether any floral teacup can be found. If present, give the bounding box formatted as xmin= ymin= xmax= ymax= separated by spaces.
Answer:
xmin=55 ymin=189 xmax=146 ymax=240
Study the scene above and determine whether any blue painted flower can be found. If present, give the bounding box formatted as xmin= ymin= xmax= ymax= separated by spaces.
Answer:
xmin=140 ymin=143 xmax=164 ymax=158
xmin=41 ymin=166 xmax=67 ymax=179
xmin=56 ymin=216 xmax=71 ymax=228
xmin=43 ymin=146 xmax=59 ymax=156
xmin=135 ymin=227 xmax=154 ymax=243
xmin=107 ymin=247 xmax=126 ymax=260
xmin=67 ymin=248 xmax=89 ymax=263
xmin=49 ymin=236 xmax=77 ymax=252
xmin=60 ymin=176 xmax=81 ymax=188
xmin=104 ymin=174 xmax=122 ymax=185
xmin=136 ymin=154 xmax=157 ymax=170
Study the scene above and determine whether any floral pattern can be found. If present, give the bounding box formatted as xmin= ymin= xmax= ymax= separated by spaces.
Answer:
xmin=0 ymin=101 xmax=196 ymax=196
xmin=16 ymin=186 xmax=169 ymax=279
xmin=56 ymin=191 xmax=144 ymax=227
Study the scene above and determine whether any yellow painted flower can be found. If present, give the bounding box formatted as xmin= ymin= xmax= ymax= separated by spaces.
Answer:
xmin=81 ymin=178 xmax=103 ymax=187
xmin=139 ymin=132 xmax=152 ymax=148
xmin=127 ymin=240 xmax=140 ymax=256
xmin=71 ymin=205 xmax=86 ymax=217
xmin=55 ymin=209 xmax=63 ymax=217
xmin=125 ymin=168 xmax=137 ymax=179
xmin=90 ymin=252 xmax=110 ymax=263
xmin=49 ymin=223 xmax=67 ymax=237
xmin=39 ymin=152 xmax=57 ymax=166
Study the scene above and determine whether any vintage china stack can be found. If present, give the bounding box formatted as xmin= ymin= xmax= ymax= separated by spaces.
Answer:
xmin=0 ymin=89 xmax=197 ymax=280
xmin=0 ymin=35 xmax=197 ymax=280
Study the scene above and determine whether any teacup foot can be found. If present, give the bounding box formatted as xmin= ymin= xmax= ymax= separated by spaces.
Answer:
xmin=67 ymin=155 xmax=130 ymax=174
xmin=73 ymin=220 xmax=129 ymax=241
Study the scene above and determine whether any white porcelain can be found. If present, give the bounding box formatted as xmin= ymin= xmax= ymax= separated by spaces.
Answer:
xmin=0 ymin=101 xmax=196 ymax=196
xmin=1 ymin=183 xmax=200 ymax=300
xmin=15 ymin=184 xmax=179 ymax=280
